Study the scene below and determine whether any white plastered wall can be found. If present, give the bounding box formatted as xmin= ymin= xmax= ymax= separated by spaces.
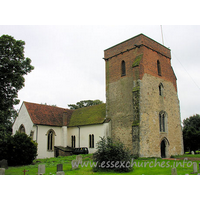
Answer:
xmin=36 ymin=125 xmax=62 ymax=159
xmin=67 ymin=122 xmax=111 ymax=154
xmin=12 ymin=103 xmax=35 ymax=138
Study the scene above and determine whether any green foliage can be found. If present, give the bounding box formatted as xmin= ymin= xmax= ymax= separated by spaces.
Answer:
xmin=68 ymin=100 xmax=103 ymax=110
xmin=0 ymin=132 xmax=37 ymax=166
xmin=183 ymin=114 xmax=200 ymax=152
xmin=132 ymin=54 xmax=143 ymax=68
xmin=0 ymin=34 xmax=34 ymax=136
xmin=93 ymin=137 xmax=133 ymax=172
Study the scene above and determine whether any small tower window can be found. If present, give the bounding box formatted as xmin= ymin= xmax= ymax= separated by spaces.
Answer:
xmin=159 ymin=111 xmax=167 ymax=132
xmin=157 ymin=60 xmax=161 ymax=76
xmin=159 ymin=83 xmax=164 ymax=96
xmin=121 ymin=60 xmax=126 ymax=76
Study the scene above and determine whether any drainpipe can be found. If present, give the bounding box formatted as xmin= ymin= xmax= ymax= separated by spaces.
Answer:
xmin=36 ymin=125 xmax=38 ymax=143
xmin=77 ymin=126 xmax=80 ymax=147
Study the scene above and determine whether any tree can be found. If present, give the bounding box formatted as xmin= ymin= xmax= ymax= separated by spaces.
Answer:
xmin=0 ymin=131 xmax=37 ymax=166
xmin=93 ymin=137 xmax=133 ymax=172
xmin=183 ymin=114 xmax=200 ymax=153
xmin=68 ymin=100 xmax=103 ymax=110
xmin=0 ymin=35 xmax=34 ymax=135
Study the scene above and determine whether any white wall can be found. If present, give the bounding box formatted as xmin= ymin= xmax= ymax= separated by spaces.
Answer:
xmin=67 ymin=122 xmax=110 ymax=154
xmin=37 ymin=125 xmax=62 ymax=159
xmin=12 ymin=103 xmax=35 ymax=137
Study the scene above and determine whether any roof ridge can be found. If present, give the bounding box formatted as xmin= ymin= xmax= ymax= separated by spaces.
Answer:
xmin=23 ymin=101 xmax=70 ymax=111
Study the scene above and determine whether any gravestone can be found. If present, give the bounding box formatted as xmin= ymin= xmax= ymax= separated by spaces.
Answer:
xmin=0 ymin=159 xmax=8 ymax=169
xmin=38 ymin=164 xmax=45 ymax=175
xmin=71 ymin=160 xmax=79 ymax=169
xmin=76 ymin=155 xmax=82 ymax=164
xmin=199 ymin=163 xmax=200 ymax=171
xmin=191 ymin=151 xmax=195 ymax=155
xmin=0 ymin=168 xmax=5 ymax=175
xmin=57 ymin=164 xmax=63 ymax=172
xmin=171 ymin=168 xmax=177 ymax=175
xmin=56 ymin=171 xmax=65 ymax=175
xmin=193 ymin=162 xmax=198 ymax=173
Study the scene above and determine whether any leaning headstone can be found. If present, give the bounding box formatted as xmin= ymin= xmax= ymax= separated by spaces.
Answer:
xmin=0 ymin=159 xmax=8 ymax=169
xmin=193 ymin=162 xmax=198 ymax=173
xmin=38 ymin=164 xmax=45 ymax=175
xmin=0 ymin=168 xmax=5 ymax=175
xmin=171 ymin=168 xmax=177 ymax=175
xmin=191 ymin=151 xmax=195 ymax=155
xmin=76 ymin=155 xmax=82 ymax=164
xmin=71 ymin=160 xmax=79 ymax=169
xmin=57 ymin=164 xmax=63 ymax=172
xmin=56 ymin=171 xmax=65 ymax=175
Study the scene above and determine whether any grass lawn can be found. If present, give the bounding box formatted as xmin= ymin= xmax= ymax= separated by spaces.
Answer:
xmin=5 ymin=154 xmax=200 ymax=175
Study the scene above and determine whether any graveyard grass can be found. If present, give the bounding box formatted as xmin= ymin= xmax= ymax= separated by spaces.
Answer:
xmin=4 ymin=153 xmax=200 ymax=175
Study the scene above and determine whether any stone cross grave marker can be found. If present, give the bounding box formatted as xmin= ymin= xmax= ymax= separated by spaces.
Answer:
xmin=193 ymin=162 xmax=198 ymax=173
xmin=38 ymin=164 xmax=45 ymax=175
xmin=0 ymin=168 xmax=5 ymax=175
xmin=76 ymin=155 xmax=82 ymax=164
xmin=0 ymin=159 xmax=8 ymax=169
xmin=71 ymin=160 xmax=79 ymax=169
xmin=57 ymin=164 xmax=63 ymax=172
xmin=171 ymin=168 xmax=177 ymax=175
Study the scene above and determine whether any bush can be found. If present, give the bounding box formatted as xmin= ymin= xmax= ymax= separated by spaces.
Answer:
xmin=0 ymin=132 xmax=37 ymax=166
xmin=93 ymin=137 xmax=133 ymax=172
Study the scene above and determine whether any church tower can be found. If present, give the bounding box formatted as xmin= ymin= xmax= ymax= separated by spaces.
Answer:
xmin=104 ymin=34 xmax=184 ymax=157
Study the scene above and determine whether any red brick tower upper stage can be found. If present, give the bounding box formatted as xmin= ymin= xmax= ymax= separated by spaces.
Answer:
xmin=104 ymin=34 xmax=184 ymax=157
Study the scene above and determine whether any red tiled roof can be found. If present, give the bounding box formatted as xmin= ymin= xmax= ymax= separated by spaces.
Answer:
xmin=24 ymin=102 xmax=73 ymax=126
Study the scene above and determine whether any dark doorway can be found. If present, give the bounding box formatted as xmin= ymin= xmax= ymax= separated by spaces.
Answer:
xmin=161 ymin=140 xmax=166 ymax=158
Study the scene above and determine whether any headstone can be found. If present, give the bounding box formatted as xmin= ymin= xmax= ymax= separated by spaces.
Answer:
xmin=76 ymin=155 xmax=82 ymax=164
xmin=57 ymin=164 xmax=63 ymax=172
xmin=191 ymin=151 xmax=195 ymax=155
xmin=171 ymin=168 xmax=177 ymax=175
xmin=185 ymin=174 xmax=189 ymax=175
xmin=71 ymin=160 xmax=79 ymax=169
xmin=193 ymin=162 xmax=198 ymax=173
xmin=38 ymin=164 xmax=45 ymax=175
xmin=56 ymin=171 xmax=65 ymax=175
xmin=0 ymin=159 xmax=8 ymax=169
xmin=199 ymin=163 xmax=200 ymax=171
xmin=0 ymin=168 xmax=5 ymax=175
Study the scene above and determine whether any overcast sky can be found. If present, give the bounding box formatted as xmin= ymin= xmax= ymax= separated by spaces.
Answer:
xmin=1 ymin=25 xmax=200 ymax=122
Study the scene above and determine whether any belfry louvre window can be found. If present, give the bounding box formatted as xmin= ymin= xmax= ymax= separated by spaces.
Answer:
xmin=89 ymin=134 xmax=94 ymax=148
xmin=159 ymin=111 xmax=167 ymax=132
xmin=71 ymin=135 xmax=76 ymax=148
xmin=47 ymin=130 xmax=55 ymax=151
xmin=121 ymin=60 xmax=126 ymax=76
xmin=157 ymin=60 xmax=161 ymax=76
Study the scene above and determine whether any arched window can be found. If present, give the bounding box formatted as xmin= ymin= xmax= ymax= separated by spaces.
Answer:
xmin=89 ymin=134 xmax=94 ymax=148
xmin=19 ymin=124 xmax=26 ymax=133
xmin=71 ymin=135 xmax=76 ymax=148
xmin=159 ymin=83 xmax=164 ymax=96
xmin=121 ymin=60 xmax=126 ymax=76
xmin=157 ymin=60 xmax=161 ymax=76
xmin=159 ymin=111 xmax=167 ymax=132
xmin=47 ymin=130 xmax=55 ymax=151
